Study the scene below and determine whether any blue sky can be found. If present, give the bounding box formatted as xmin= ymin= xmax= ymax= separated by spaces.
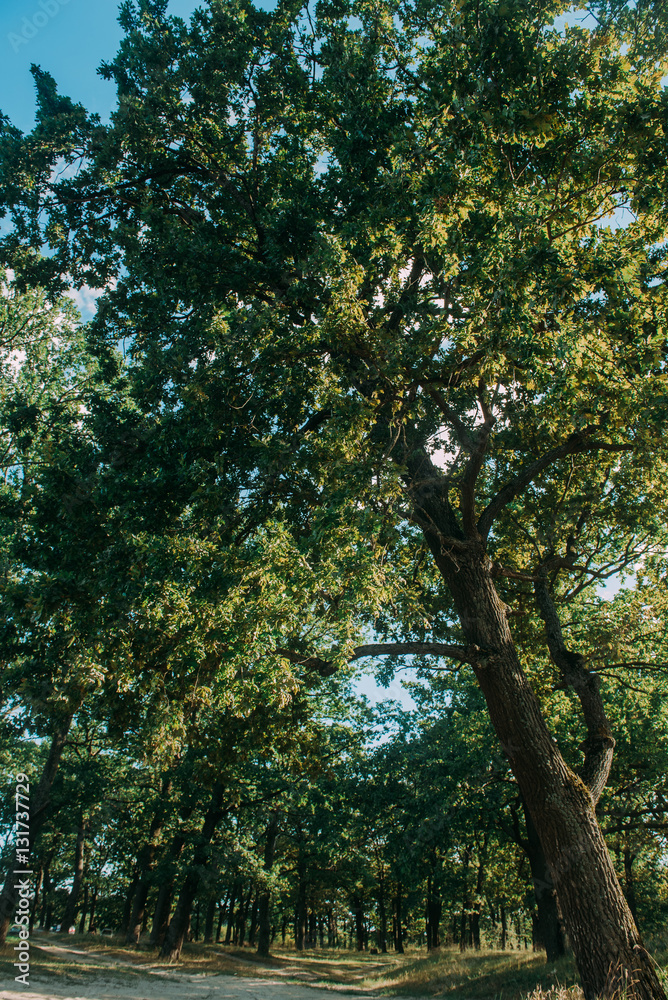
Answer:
xmin=0 ymin=1 xmax=197 ymax=133
xmin=0 ymin=0 xmax=280 ymax=133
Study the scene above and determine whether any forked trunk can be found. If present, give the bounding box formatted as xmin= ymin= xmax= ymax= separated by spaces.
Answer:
xmin=422 ymin=525 xmax=665 ymax=1000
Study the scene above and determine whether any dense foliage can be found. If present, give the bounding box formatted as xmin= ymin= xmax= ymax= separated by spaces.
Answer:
xmin=1 ymin=1 xmax=667 ymax=996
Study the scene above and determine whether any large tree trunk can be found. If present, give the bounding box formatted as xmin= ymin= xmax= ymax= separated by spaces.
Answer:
xmin=60 ymin=816 xmax=87 ymax=933
xmin=257 ymin=811 xmax=279 ymax=957
xmin=0 ymin=715 xmax=73 ymax=944
xmin=160 ymin=783 xmax=225 ymax=961
xmin=417 ymin=499 xmax=665 ymax=999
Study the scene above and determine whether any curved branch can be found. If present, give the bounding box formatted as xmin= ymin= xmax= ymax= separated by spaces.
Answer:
xmin=534 ymin=573 xmax=615 ymax=805
xmin=477 ymin=430 xmax=632 ymax=541
xmin=277 ymin=640 xmax=472 ymax=677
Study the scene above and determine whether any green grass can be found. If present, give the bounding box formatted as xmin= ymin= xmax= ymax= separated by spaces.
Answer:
xmin=2 ymin=934 xmax=667 ymax=1000
xmin=356 ymin=947 xmax=581 ymax=998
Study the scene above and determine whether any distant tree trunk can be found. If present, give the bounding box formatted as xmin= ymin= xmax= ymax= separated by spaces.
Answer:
xmin=39 ymin=869 xmax=51 ymax=930
xmin=248 ymin=893 xmax=259 ymax=946
xmin=204 ymin=896 xmax=217 ymax=943
xmin=160 ymin=782 xmax=225 ymax=961
xmin=150 ymin=827 xmax=189 ymax=947
xmin=127 ymin=777 xmax=170 ymax=944
xmin=394 ymin=884 xmax=404 ymax=954
xmin=378 ymin=873 xmax=388 ymax=953
xmin=623 ymin=845 xmax=640 ymax=930
xmin=470 ymin=849 xmax=486 ymax=951
xmin=237 ymin=884 xmax=252 ymax=946
xmin=426 ymin=874 xmax=441 ymax=950
xmin=60 ymin=816 xmax=87 ymax=933
xmin=353 ymin=892 xmax=365 ymax=951
xmin=30 ymin=867 xmax=43 ymax=935
xmin=88 ymin=887 xmax=98 ymax=933
xmin=225 ymin=883 xmax=238 ymax=945
xmin=257 ymin=811 xmax=279 ymax=957
xmin=516 ymin=799 xmax=566 ymax=962
xmin=215 ymin=898 xmax=226 ymax=943
xmin=459 ymin=846 xmax=471 ymax=953
xmin=295 ymin=847 xmax=307 ymax=951
xmin=78 ymin=884 xmax=89 ymax=934
xmin=121 ymin=870 xmax=140 ymax=936
xmin=0 ymin=715 xmax=74 ymax=944
xmin=501 ymin=905 xmax=507 ymax=951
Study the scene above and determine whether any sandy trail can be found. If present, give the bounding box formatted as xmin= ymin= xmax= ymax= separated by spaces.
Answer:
xmin=1 ymin=941 xmax=416 ymax=1000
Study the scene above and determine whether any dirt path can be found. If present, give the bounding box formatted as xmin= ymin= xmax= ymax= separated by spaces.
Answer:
xmin=0 ymin=941 xmax=419 ymax=1000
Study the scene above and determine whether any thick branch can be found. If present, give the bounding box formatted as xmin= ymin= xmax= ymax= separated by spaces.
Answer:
xmin=477 ymin=431 xmax=633 ymax=541
xmin=277 ymin=640 xmax=472 ymax=677
xmin=534 ymin=573 xmax=615 ymax=805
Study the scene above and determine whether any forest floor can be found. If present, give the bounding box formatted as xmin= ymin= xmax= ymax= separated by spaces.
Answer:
xmin=3 ymin=933 xmax=663 ymax=1000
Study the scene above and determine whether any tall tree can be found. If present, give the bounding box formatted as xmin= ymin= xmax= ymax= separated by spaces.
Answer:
xmin=2 ymin=1 xmax=668 ymax=994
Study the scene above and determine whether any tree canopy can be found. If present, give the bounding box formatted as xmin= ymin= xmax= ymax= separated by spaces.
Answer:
xmin=1 ymin=1 xmax=668 ymax=997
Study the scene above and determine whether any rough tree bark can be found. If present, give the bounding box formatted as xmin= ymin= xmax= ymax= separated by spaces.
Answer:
xmin=406 ymin=443 xmax=666 ymax=1000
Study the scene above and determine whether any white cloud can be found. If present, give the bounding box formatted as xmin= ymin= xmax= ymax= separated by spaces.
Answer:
xmin=65 ymin=280 xmax=116 ymax=321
